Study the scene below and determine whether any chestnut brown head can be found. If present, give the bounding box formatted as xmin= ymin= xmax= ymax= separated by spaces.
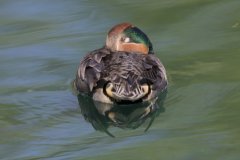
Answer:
xmin=106 ymin=23 xmax=153 ymax=54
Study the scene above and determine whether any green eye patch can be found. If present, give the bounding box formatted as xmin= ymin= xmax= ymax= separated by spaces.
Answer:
xmin=124 ymin=27 xmax=153 ymax=52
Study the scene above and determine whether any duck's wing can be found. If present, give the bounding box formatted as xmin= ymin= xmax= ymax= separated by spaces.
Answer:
xmin=74 ymin=48 xmax=110 ymax=93
xmin=141 ymin=54 xmax=168 ymax=98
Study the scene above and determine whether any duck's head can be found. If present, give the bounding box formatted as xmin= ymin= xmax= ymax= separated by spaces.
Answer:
xmin=106 ymin=23 xmax=153 ymax=54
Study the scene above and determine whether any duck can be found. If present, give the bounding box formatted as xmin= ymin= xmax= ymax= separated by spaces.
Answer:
xmin=74 ymin=23 xmax=167 ymax=104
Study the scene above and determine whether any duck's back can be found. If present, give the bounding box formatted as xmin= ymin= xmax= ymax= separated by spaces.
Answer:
xmin=74 ymin=48 xmax=167 ymax=103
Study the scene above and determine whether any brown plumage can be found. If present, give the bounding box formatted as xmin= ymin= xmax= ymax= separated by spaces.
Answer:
xmin=74 ymin=23 xmax=167 ymax=104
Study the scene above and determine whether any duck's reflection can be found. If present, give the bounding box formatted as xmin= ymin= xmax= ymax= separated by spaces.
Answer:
xmin=77 ymin=90 xmax=167 ymax=137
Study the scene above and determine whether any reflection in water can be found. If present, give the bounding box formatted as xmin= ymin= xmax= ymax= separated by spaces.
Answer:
xmin=77 ymin=90 xmax=167 ymax=137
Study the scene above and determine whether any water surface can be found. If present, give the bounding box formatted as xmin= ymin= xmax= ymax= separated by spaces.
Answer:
xmin=0 ymin=0 xmax=240 ymax=159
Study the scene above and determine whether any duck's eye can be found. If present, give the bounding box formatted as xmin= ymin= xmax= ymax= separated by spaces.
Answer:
xmin=122 ymin=37 xmax=130 ymax=43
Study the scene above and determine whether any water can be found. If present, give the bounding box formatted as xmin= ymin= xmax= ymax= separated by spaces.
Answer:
xmin=0 ymin=0 xmax=240 ymax=159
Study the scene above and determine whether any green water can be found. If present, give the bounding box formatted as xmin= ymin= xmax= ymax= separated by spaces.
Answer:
xmin=1 ymin=0 xmax=240 ymax=159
